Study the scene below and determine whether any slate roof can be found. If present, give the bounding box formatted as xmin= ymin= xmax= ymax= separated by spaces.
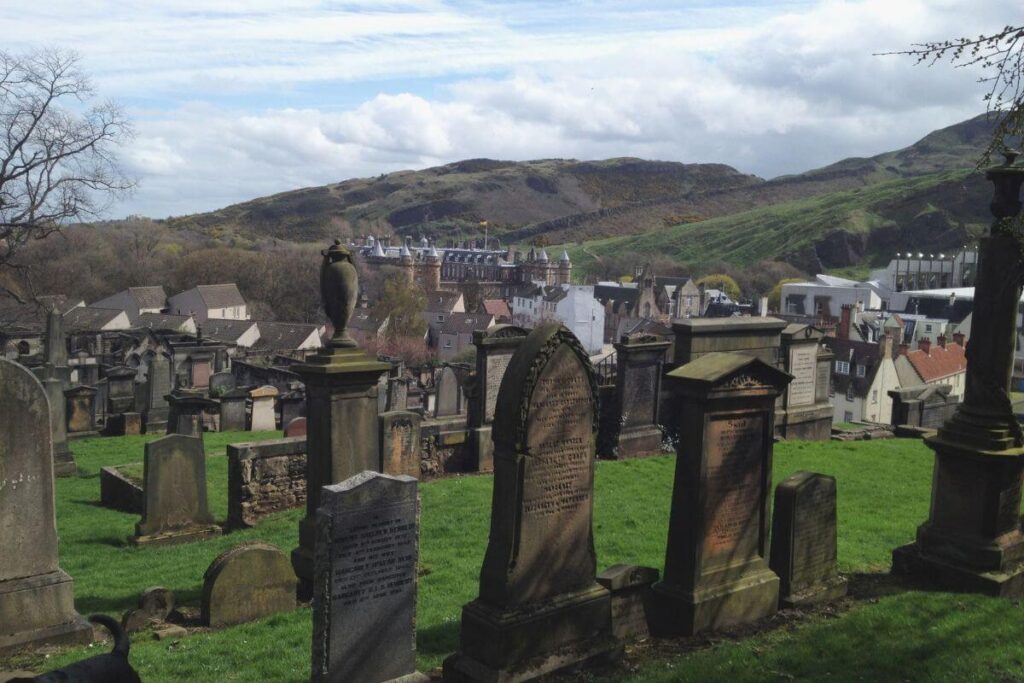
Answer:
xmin=253 ymin=322 xmax=320 ymax=350
xmin=128 ymin=286 xmax=167 ymax=309
xmin=902 ymin=342 xmax=966 ymax=383
xmin=823 ymin=337 xmax=884 ymax=399
xmin=439 ymin=312 xmax=494 ymax=336
xmin=202 ymin=319 xmax=258 ymax=343
xmin=63 ymin=306 xmax=126 ymax=333
xmin=195 ymin=284 xmax=247 ymax=309
xmin=135 ymin=313 xmax=194 ymax=331
xmin=347 ymin=310 xmax=386 ymax=332
xmin=423 ymin=291 xmax=462 ymax=314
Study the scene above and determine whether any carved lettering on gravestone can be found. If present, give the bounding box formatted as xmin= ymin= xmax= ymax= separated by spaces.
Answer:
xmin=815 ymin=359 xmax=830 ymax=403
xmin=788 ymin=483 xmax=837 ymax=586
xmin=788 ymin=345 xmax=817 ymax=407
xmin=484 ymin=352 xmax=513 ymax=422
xmin=624 ymin=364 xmax=657 ymax=428
xmin=703 ymin=415 xmax=763 ymax=562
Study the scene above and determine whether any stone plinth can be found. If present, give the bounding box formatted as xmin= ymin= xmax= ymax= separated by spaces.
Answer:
xmin=130 ymin=434 xmax=221 ymax=546
xmin=202 ymin=542 xmax=296 ymax=627
xmin=105 ymin=365 xmax=137 ymax=414
xmin=651 ymin=352 xmax=791 ymax=636
xmin=380 ymin=411 xmax=422 ymax=479
xmin=166 ymin=393 xmax=216 ymax=438
xmin=769 ymin=471 xmax=847 ymax=607
xmin=313 ymin=472 xmax=427 ymax=683
xmin=597 ymin=564 xmax=659 ymax=641
xmin=290 ymin=346 xmax=389 ymax=598
xmin=219 ymin=389 xmax=249 ymax=432
xmin=42 ymin=378 xmax=76 ymax=477
xmin=776 ymin=324 xmax=832 ymax=441
xmin=143 ymin=354 xmax=172 ymax=433
xmin=0 ymin=359 xmax=92 ymax=654
xmin=468 ymin=325 xmax=528 ymax=473
xmin=445 ymin=324 xmax=618 ymax=682
xmin=671 ymin=317 xmax=787 ymax=367
xmin=249 ymin=385 xmax=279 ymax=431
xmin=599 ymin=334 xmax=670 ymax=459
xmin=65 ymin=385 xmax=99 ymax=438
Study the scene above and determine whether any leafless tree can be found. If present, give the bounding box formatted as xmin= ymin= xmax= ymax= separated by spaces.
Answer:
xmin=883 ymin=25 xmax=1024 ymax=164
xmin=0 ymin=48 xmax=134 ymax=294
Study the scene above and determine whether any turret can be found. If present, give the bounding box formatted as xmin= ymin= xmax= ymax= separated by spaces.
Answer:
xmin=424 ymin=245 xmax=442 ymax=291
xmin=400 ymin=243 xmax=415 ymax=284
xmin=558 ymin=249 xmax=571 ymax=285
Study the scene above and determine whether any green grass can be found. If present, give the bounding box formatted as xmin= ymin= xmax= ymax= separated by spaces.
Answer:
xmin=6 ymin=435 xmax=1024 ymax=681
xmin=563 ymin=169 xmax=978 ymax=274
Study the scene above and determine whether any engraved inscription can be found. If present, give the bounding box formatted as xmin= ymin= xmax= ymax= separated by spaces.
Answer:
xmin=331 ymin=502 xmax=417 ymax=609
xmin=790 ymin=482 xmax=838 ymax=588
xmin=788 ymin=345 xmax=817 ymax=407
xmin=703 ymin=415 xmax=763 ymax=561
xmin=624 ymin=365 xmax=657 ymax=428
xmin=485 ymin=352 xmax=513 ymax=422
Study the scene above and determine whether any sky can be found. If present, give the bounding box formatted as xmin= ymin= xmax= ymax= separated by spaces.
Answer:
xmin=1 ymin=0 xmax=1014 ymax=218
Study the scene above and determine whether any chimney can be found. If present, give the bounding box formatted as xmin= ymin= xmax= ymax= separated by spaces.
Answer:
xmin=952 ymin=331 xmax=965 ymax=347
xmin=879 ymin=333 xmax=894 ymax=360
xmin=918 ymin=338 xmax=931 ymax=355
xmin=838 ymin=304 xmax=852 ymax=341
xmin=898 ymin=343 xmax=909 ymax=356
xmin=937 ymin=334 xmax=947 ymax=348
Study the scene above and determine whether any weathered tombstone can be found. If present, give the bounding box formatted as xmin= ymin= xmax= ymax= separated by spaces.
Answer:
xmin=44 ymin=307 xmax=69 ymax=368
xmin=130 ymin=434 xmax=221 ymax=545
xmin=42 ymin=378 xmax=76 ymax=476
xmin=651 ymin=352 xmax=791 ymax=636
xmin=105 ymin=365 xmax=138 ymax=414
xmin=105 ymin=411 xmax=142 ymax=436
xmin=219 ymin=388 xmax=249 ymax=432
xmin=143 ymin=354 xmax=172 ymax=433
xmin=208 ymin=371 xmax=236 ymax=396
xmin=776 ymin=325 xmax=833 ymax=441
xmin=597 ymin=564 xmax=659 ymax=642
xmin=0 ymin=358 xmax=92 ymax=653
xmin=249 ymin=385 xmax=279 ymax=431
xmin=201 ymin=543 xmax=296 ymax=628
xmin=444 ymin=323 xmax=618 ymax=682
xmin=379 ymin=411 xmax=422 ymax=479
xmin=312 ymin=471 xmax=427 ymax=683
xmin=166 ymin=393 xmax=216 ymax=438
xmin=434 ymin=366 xmax=460 ymax=418
xmin=769 ymin=471 xmax=847 ymax=607
xmin=468 ymin=325 xmax=528 ymax=472
xmin=278 ymin=389 xmax=305 ymax=429
xmin=284 ymin=416 xmax=308 ymax=437
xmin=599 ymin=333 xmax=671 ymax=459
xmin=64 ymin=385 xmax=98 ymax=437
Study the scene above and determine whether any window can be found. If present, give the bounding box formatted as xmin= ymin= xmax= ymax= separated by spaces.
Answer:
xmin=844 ymin=411 xmax=854 ymax=422
xmin=856 ymin=365 xmax=866 ymax=378
xmin=846 ymin=386 xmax=855 ymax=401
xmin=925 ymin=324 xmax=932 ymax=332
xmin=871 ymin=390 xmax=878 ymax=404
xmin=835 ymin=360 xmax=850 ymax=375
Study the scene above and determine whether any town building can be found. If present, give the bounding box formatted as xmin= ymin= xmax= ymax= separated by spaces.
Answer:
xmin=511 ymin=282 xmax=605 ymax=354
xmin=167 ymin=284 xmax=249 ymax=323
xmin=894 ymin=335 xmax=967 ymax=396
xmin=90 ymin=286 xmax=167 ymax=323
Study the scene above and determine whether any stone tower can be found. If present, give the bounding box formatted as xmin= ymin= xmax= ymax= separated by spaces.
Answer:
xmin=399 ymin=243 xmax=415 ymax=285
xmin=424 ymin=245 xmax=442 ymax=291
xmin=558 ymin=249 xmax=572 ymax=285
xmin=536 ymin=248 xmax=551 ymax=285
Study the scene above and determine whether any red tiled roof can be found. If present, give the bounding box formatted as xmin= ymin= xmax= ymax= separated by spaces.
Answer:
xmin=906 ymin=342 xmax=966 ymax=383
xmin=483 ymin=299 xmax=511 ymax=319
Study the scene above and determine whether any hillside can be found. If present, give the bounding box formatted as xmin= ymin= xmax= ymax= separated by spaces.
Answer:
xmin=160 ymin=158 xmax=762 ymax=244
xmin=565 ymin=169 xmax=988 ymax=277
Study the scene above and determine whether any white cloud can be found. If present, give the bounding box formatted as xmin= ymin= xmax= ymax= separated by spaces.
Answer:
xmin=13 ymin=0 xmax=1010 ymax=217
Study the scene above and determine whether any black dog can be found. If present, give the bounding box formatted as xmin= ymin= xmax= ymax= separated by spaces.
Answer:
xmin=12 ymin=614 xmax=142 ymax=682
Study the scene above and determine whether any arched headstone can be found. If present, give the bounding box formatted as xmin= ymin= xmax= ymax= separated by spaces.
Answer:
xmin=202 ymin=543 xmax=296 ymax=627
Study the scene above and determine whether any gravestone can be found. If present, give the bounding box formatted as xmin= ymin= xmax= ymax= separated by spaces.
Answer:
xmin=208 ymin=371 xmax=236 ymax=396
xmin=143 ymin=354 xmax=172 ymax=433
xmin=279 ymin=389 xmax=305 ymax=429
xmin=651 ymin=352 xmax=791 ymax=636
xmin=42 ymin=378 xmax=77 ymax=476
xmin=166 ymin=393 xmax=216 ymax=438
xmin=312 ymin=471 xmax=427 ymax=683
xmin=0 ymin=358 xmax=92 ymax=653
xmin=599 ymin=333 xmax=671 ymax=459
xmin=130 ymin=434 xmax=221 ymax=545
xmin=444 ymin=323 xmax=617 ymax=682
xmin=769 ymin=471 xmax=847 ymax=607
xmin=219 ymin=388 xmax=249 ymax=432
xmin=105 ymin=411 xmax=142 ymax=436
xmin=434 ymin=366 xmax=460 ymax=418
xmin=596 ymin=564 xmax=659 ymax=641
xmin=284 ymin=416 xmax=308 ymax=437
xmin=105 ymin=366 xmax=137 ymax=414
xmin=249 ymin=385 xmax=279 ymax=431
xmin=776 ymin=324 xmax=832 ymax=441
xmin=468 ymin=325 xmax=528 ymax=472
xmin=379 ymin=411 xmax=422 ymax=479
xmin=64 ymin=385 xmax=98 ymax=437
xmin=201 ymin=542 xmax=296 ymax=628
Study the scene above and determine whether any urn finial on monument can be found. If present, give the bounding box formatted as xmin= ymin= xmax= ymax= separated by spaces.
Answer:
xmin=321 ymin=239 xmax=359 ymax=349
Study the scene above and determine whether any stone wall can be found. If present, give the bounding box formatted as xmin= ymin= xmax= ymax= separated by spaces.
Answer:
xmin=99 ymin=464 xmax=143 ymax=513
xmin=227 ymin=437 xmax=307 ymax=530
xmin=419 ymin=417 xmax=473 ymax=477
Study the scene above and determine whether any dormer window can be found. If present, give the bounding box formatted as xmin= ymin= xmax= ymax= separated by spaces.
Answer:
xmin=835 ymin=360 xmax=850 ymax=375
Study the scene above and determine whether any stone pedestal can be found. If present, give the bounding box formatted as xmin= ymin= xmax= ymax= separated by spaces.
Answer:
xmin=0 ymin=359 xmax=92 ymax=654
xmin=143 ymin=355 xmax=172 ymax=433
xmin=891 ymin=156 xmax=1024 ymax=597
xmin=651 ymin=353 xmax=791 ymax=636
xmin=65 ymin=385 xmax=99 ymax=438
xmin=219 ymin=389 xmax=249 ymax=432
xmin=468 ymin=325 xmax=528 ymax=473
xmin=599 ymin=334 xmax=670 ymax=459
xmin=105 ymin=365 xmax=138 ymax=414
xmin=290 ymin=346 xmax=389 ymax=598
xmin=42 ymin=378 xmax=77 ymax=476
xmin=249 ymin=385 xmax=279 ymax=431
xmin=166 ymin=393 xmax=216 ymax=438
xmin=775 ymin=324 xmax=833 ymax=441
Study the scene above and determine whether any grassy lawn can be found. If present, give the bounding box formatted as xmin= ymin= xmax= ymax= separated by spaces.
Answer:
xmin=5 ymin=435 xmax=1024 ymax=681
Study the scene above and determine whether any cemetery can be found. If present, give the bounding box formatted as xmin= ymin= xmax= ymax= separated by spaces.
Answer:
xmin=2 ymin=12 xmax=1024 ymax=683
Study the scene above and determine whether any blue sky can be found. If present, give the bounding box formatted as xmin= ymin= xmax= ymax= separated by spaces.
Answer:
xmin=1 ymin=0 xmax=1012 ymax=218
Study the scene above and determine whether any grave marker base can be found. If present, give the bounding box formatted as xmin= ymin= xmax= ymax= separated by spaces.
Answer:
xmin=444 ymin=585 xmax=619 ymax=683
xmin=650 ymin=567 xmax=779 ymax=637
xmin=0 ymin=571 xmax=93 ymax=654
xmin=610 ymin=426 xmax=663 ymax=460
xmin=780 ymin=575 xmax=848 ymax=609
xmin=53 ymin=449 xmax=78 ymax=477
xmin=892 ymin=543 xmax=1024 ymax=597
xmin=129 ymin=525 xmax=222 ymax=547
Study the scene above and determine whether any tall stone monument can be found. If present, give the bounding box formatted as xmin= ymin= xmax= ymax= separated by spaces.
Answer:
xmin=143 ymin=353 xmax=172 ymax=433
xmin=892 ymin=152 xmax=1024 ymax=596
xmin=599 ymin=333 xmax=671 ymax=459
xmin=444 ymin=323 xmax=618 ymax=682
xmin=0 ymin=358 xmax=92 ymax=653
xmin=42 ymin=378 xmax=77 ymax=476
xmin=434 ymin=366 xmax=461 ymax=418
xmin=312 ymin=471 xmax=428 ymax=683
xmin=291 ymin=240 xmax=390 ymax=597
xmin=468 ymin=325 xmax=529 ymax=472
xmin=651 ymin=352 xmax=791 ymax=635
